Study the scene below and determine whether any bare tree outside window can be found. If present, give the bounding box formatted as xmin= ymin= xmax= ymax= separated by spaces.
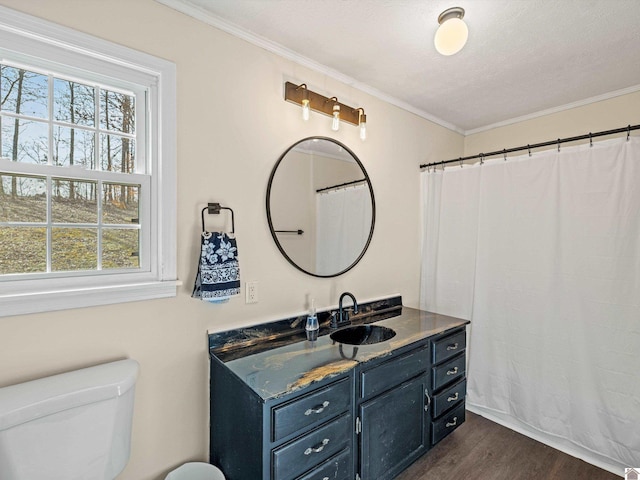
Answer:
xmin=0 ymin=63 xmax=140 ymax=275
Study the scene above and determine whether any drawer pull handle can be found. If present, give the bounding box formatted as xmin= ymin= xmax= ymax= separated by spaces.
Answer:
xmin=446 ymin=367 xmax=459 ymax=376
xmin=304 ymin=401 xmax=330 ymax=416
xmin=446 ymin=343 xmax=459 ymax=351
xmin=304 ymin=438 xmax=329 ymax=455
xmin=446 ymin=417 xmax=458 ymax=428
xmin=447 ymin=392 xmax=459 ymax=402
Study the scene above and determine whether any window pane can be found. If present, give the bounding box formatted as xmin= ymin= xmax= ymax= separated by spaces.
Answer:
xmin=100 ymin=89 xmax=135 ymax=134
xmin=51 ymin=179 xmax=97 ymax=224
xmin=1 ymin=117 xmax=49 ymax=164
xmin=53 ymin=126 xmax=95 ymax=168
xmin=0 ymin=174 xmax=47 ymax=222
xmin=100 ymin=133 xmax=135 ymax=173
xmin=102 ymin=183 xmax=139 ymax=224
xmin=53 ymin=78 xmax=95 ymax=126
xmin=0 ymin=65 xmax=48 ymax=118
xmin=51 ymin=227 xmax=97 ymax=271
xmin=0 ymin=226 xmax=46 ymax=274
xmin=102 ymin=229 xmax=139 ymax=269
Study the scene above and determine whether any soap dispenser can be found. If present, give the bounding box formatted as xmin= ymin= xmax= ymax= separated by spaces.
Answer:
xmin=305 ymin=299 xmax=319 ymax=334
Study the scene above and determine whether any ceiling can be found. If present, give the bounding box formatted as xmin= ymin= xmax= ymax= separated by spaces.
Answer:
xmin=158 ymin=0 xmax=640 ymax=134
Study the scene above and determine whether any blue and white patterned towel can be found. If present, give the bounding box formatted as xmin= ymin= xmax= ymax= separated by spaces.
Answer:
xmin=192 ymin=232 xmax=240 ymax=303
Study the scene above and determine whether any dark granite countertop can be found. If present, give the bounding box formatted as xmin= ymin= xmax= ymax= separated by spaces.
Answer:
xmin=209 ymin=298 xmax=469 ymax=401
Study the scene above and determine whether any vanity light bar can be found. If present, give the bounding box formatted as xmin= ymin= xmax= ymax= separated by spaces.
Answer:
xmin=284 ymin=81 xmax=365 ymax=128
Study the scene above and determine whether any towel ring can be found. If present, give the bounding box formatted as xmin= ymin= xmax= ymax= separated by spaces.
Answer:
xmin=201 ymin=203 xmax=235 ymax=234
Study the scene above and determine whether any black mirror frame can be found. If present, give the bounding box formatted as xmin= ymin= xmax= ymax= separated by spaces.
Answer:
xmin=266 ymin=136 xmax=376 ymax=278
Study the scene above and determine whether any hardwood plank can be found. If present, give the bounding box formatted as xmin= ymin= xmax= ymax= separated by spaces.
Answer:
xmin=395 ymin=412 xmax=620 ymax=480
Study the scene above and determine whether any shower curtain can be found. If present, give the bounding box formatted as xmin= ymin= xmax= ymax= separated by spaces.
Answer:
xmin=316 ymin=183 xmax=371 ymax=275
xmin=420 ymin=137 xmax=640 ymax=473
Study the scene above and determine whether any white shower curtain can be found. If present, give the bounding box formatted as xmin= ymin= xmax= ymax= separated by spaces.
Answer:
xmin=421 ymin=137 xmax=640 ymax=474
xmin=316 ymin=184 xmax=371 ymax=275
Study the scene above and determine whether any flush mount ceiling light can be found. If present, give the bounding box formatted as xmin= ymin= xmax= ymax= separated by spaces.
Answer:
xmin=434 ymin=7 xmax=468 ymax=56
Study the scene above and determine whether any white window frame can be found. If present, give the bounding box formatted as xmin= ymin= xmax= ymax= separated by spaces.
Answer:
xmin=0 ymin=6 xmax=177 ymax=317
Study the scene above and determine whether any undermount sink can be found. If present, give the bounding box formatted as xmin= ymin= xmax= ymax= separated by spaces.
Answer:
xmin=330 ymin=325 xmax=396 ymax=345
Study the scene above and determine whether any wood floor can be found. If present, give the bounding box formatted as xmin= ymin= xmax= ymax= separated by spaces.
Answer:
xmin=396 ymin=412 xmax=621 ymax=480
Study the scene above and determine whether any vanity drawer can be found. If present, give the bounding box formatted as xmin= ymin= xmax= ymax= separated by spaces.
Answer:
xmin=432 ymin=378 xmax=466 ymax=418
xmin=360 ymin=344 xmax=429 ymax=400
xmin=295 ymin=447 xmax=352 ymax=480
xmin=432 ymin=353 xmax=465 ymax=391
xmin=431 ymin=401 xmax=465 ymax=444
xmin=432 ymin=329 xmax=466 ymax=364
xmin=272 ymin=414 xmax=351 ymax=480
xmin=272 ymin=377 xmax=351 ymax=441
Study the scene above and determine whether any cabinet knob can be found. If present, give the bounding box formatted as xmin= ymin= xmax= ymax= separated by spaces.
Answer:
xmin=304 ymin=400 xmax=330 ymax=416
xmin=446 ymin=343 xmax=459 ymax=351
xmin=446 ymin=367 xmax=459 ymax=376
xmin=446 ymin=417 xmax=458 ymax=428
xmin=304 ymin=438 xmax=330 ymax=455
xmin=447 ymin=392 xmax=459 ymax=402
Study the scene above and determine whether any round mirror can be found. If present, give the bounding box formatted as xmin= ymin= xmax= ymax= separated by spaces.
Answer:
xmin=266 ymin=137 xmax=375 ymax=277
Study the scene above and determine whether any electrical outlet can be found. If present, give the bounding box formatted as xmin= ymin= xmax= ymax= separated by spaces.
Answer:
xmin=246 ymin=281 xmax=258 ymax=304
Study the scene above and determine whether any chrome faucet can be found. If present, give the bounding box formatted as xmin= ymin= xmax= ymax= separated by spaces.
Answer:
xmin=337 ymin=291 xmax=358 ymax=326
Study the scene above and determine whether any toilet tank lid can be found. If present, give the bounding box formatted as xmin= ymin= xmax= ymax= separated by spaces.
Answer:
xmin=0 ymin=359 xmax=139 ymax=431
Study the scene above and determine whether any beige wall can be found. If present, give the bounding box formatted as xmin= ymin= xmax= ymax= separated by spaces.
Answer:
xmin=0 ymin=1 xmax=463 ymax=479
xmin=465 ymin=91 xmax=640 ymax=157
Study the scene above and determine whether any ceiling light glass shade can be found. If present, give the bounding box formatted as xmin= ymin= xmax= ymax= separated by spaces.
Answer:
xmin=331 ymin=103 xmax=340 ymax=131
xmin=301 ymin=98 xmax=310 ymax=121
xmin=434 ymin=9 xmax=468 ymax=56
xmin=359 ymin=113 xmax=367 ymax=141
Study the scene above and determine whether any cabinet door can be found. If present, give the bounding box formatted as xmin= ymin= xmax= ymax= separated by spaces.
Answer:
xmin=358 ymin=374 xmax=430 ymax=480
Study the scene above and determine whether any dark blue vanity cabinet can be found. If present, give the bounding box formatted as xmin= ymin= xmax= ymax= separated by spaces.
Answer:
xmin=209 ymin=304 xmax=469 ymax=480
xmin=429 ymin=327 xmax=467 ymax=445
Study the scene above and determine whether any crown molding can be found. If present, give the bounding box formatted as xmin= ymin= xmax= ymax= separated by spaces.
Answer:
xmin=157 ymin=0 xmax=640 ymax=138
xmin=155 ymin=0 xmax=464 ymax=135
xmin=465 ymin=84 xmax=640 ymax=136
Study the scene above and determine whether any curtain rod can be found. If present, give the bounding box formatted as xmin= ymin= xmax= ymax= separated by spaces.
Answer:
xmin=316 ymin=178 xmax=366 ymax=193
xmin=419 ymin=123 xmax=640 ymax=170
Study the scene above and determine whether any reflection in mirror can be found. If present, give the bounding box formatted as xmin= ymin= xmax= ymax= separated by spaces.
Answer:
xmin=266 ymin=137 xmax=375 ymax=277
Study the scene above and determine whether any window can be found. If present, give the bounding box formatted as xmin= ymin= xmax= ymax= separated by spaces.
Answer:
xmin=0 ymin=6 xmax=177 ymax=317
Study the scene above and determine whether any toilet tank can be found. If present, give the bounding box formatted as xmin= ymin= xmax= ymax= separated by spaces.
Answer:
xmin=0 ymin=359 xmax=139 ymax=480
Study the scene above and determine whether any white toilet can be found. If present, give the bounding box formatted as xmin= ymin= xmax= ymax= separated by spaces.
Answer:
xmin=0 ymin=359 xmax=139 ymax=480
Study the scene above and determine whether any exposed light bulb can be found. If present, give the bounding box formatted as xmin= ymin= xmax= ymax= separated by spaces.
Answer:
xmin=434 ymin=7 xmax=468 ymax=56
xmin=359 ymin=112 xmax=367 ymax=141
xmin=301 ymin=98 xmax=310 ymax=121
xmin=331 ymin=103 xmax=340 ymax=131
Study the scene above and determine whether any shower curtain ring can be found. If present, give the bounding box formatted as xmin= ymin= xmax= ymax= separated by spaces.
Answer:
xmin=589 ymin=132 xmax=593 ymax=147
xmin=528 ymin=144 xmax=531 ymax=157
xmin=459 ymin=157 xmax=463 ymax=168
xmin=480 ymin=153 xmax=484 ymax=165
xmin=628 ymin=125 xmax=631 ymax=141
xmin=503 ymin=149 xmax=507 ymax=161
xmin=557 ymin=139 xmax=561 ymax=152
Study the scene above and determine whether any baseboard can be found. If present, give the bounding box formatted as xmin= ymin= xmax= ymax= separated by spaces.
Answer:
xmin=466 ymin=403 xmax=625 ymax=478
